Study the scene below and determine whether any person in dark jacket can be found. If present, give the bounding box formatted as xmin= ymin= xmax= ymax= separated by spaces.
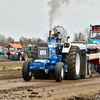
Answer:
xmin=52 ymin=29 xmax=61 ymax=43
xmin=94 ymin=33 xmax=100 ymax=39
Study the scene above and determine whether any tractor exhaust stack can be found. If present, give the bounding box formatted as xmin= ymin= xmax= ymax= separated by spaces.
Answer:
xmin=66 ymin=36 xmax=70 ymax=43
xmin=49 ymin=31 xmax=51 ymax=42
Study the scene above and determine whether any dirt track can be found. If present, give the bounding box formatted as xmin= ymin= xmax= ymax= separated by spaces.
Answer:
xmin=0 ymin=61 xmax=24 ymax=67
xmin=0 ymin=70 xmax=100 ymax=100
xmin=0 ymin=70 xmax=22 ymax=80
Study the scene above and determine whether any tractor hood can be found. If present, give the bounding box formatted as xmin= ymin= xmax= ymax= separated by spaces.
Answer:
xmin=37 ymin=37 xmax=57 ymax=60
xmin=38 ymin=37 xmax=56 ymax=48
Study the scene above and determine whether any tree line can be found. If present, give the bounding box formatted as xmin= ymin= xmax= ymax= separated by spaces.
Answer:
xmin=0 ymin=27 xmax=91 ymax=47
xmin=73 ymin=28 xmax=91 ymax=42
xmin=0 ymin=35 xmax=44 ymax=47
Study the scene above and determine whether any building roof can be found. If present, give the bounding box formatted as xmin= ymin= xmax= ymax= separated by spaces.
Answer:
xmin=9 ymin=43 xmax=22 ymax=49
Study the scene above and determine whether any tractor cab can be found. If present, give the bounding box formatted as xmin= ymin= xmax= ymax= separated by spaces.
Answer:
xmin=37 ymin=25 xmax=67 ymax=60
xmin=37 ymin=35 xmax=63 ymax=62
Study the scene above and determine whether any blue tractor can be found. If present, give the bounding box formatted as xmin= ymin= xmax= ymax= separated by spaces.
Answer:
xmin=11 ymin=52 xmax=28 ymax=61
xmin=22 ymin=25 xmax=100 ymax=82
xmin=22 ymin=26 xmax=82 ymax=82
xmin=0 ymin=47 xmax=8 ymax=60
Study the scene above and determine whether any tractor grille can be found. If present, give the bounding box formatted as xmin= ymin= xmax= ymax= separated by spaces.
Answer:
xmin=38 ymin=43 xmax=48 ymax=59
xmin=38 ymin=48 xmax=48 ymax=59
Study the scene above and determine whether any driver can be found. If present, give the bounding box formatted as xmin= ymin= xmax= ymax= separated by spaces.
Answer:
xmin=52 ymin=29 xmax=61 ymax=43
xmin=94 ymin=33 xmax=100 ymax=39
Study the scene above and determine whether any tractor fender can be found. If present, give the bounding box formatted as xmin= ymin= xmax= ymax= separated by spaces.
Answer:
xmin=62 ymin=42 xmax=86 ymax=53
xmin=62 ymin=43 xmax=71 ymax=53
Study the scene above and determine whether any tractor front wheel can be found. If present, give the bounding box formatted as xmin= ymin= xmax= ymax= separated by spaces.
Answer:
xmin=22 ymin=61 xmax=32 ymax=81
xmin=55 ymin=62 xmax=64 ymax=82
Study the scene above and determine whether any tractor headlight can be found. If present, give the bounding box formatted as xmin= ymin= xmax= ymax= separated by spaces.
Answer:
xmin=40 ymin=67 xmax=44 ymax=69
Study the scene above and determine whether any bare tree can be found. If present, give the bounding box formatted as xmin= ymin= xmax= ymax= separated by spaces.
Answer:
xmin=0 ymin=34 xmax=12 ymax=46
xmin=19 ymin=36 xmax=44 ymax=46
xmin=73 ymin=27 xmax=91 ymax=42
xmin=19 ymin=36 xmax=29 ymax=46
xmin=73 ymin=32 xmax=86 ymax=42
xmin=37 ymin=38 xmax=44 ymax=42
xmin=0 ymin=35 xmax=6 ymax=43
xmin=61 ymin=31 xmax=67 ymax=43
xmin=44 ymin=32 xmax=49 ymax=41
xmin=74 ymin=33 xmax=79 ymax=41
xmin=84 ymin=28 xmax=91 ymax=42
xmin=7 ymin=37 xmax=15 ymax=43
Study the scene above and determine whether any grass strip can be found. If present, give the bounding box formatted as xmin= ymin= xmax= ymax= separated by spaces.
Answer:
xmin=0 ymin=65 xmax=22 ymax=71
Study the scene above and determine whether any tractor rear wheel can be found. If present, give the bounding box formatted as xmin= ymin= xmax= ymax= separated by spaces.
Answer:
xmin=55 ymin=62 xmax=64 ymax=82
xmin=23 ymin=54 xmax=28 ymax=61
xmin=32 ymin=48 xmax=37 ymax=61
xmin=19 ymin=55 xmax=22 ymax=61
xmin=63 ymin=46 xmax=81 ymax=80
xmin=22 ymin=61 xmax=32 ymax=81
xmin=34 ymin=70 xmax=50 ymax=79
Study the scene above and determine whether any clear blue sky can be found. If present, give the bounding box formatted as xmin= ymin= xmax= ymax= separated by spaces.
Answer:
xmin=0 ymin=0 xmax=100 ymax=42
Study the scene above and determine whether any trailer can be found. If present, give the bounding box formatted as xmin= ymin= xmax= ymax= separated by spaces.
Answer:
xmin=22 ymin=25 xmax=100 ymax=82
